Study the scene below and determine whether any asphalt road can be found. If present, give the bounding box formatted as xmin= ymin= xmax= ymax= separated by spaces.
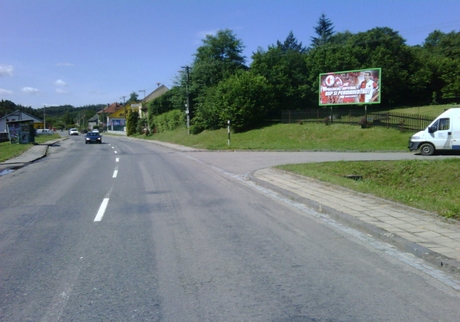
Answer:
xmin=0 ymin=135 xmax=459 ymax=321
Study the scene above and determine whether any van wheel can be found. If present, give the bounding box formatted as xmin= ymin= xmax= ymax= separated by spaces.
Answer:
xmin=420 ymin=143 xmax=435 ymax=156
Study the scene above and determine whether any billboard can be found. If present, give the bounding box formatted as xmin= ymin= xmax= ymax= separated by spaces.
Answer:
xmin=319 ymin=68 xmax=381 ymax=106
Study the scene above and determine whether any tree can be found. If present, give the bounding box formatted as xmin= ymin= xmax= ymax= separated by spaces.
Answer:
xmin=189 ymin=29 xmax=247 ymax=100
xmin=194 ymin=29 xmax=246 ymax=67
xmin=310 ymin=14 xmax=335 ymax=48
xmin=329 ymin=30 xmax=354 ymax=46
xmin=338 ymin=27 xmax=420 ymax=105
xmin=127 ymin=92 xmax=139 ymax=104
xmin=147 ymin=86 xmax=183 ymax=117
xmin=423 ymin=30 xmax=446 ymax=52
xmin=187 ymin=29 xmax=247 ymax=131
xmin=126 ymin=109 xmax=139 ymax=136
xmin=422 ymin=30 xmax=460 ymax=101
xmin=276 ymin=31 xmax=306 ymax=53
xmin=251 ymin=32 xmax=308 ymax=112
xmin=194 ymin=70 xmax=273 ymax=133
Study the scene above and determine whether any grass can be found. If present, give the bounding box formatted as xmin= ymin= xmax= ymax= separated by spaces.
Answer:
xmin=0 ymin=133 xmax=61 ymax=163
xmin=276 ymin=159 xmax=460 ymax=220
xmin=144 ymin=123 xmax=410 ymax=151
xmin=390 ymin=104 xmax=458 ymax=117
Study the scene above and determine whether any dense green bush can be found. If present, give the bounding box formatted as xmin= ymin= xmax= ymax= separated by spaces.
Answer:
xmin=152 ymin=110 xmax=185 ymax=133
xmin=194 ymin=71 xmax=274 ymax=133
xmin=126 ymin=110 xmax=139 ymax=136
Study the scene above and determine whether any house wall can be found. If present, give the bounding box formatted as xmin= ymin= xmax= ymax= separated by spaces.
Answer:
xmin=0 ymin=112 xmax=42 ymax=132
xmin=108 ymin=118 xmax=126 ymax=131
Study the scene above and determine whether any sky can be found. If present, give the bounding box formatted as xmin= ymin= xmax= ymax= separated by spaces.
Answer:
xmin=1 ymin=0 xmax=459 ymax=109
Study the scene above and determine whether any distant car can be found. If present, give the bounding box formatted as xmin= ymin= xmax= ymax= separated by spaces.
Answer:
xmin=92 ymin=129 xmax=100 ymax=133
xmin=36 ymin=129 xmax=53 ymax=134
xmin=68 ymin=128 xmax=78 ymax=135
xmin=85 ymin=132 xmax=102 ymax=144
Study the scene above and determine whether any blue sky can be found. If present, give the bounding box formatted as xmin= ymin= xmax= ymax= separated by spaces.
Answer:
xmin=1 ymin=0 xmax=459 ymax=109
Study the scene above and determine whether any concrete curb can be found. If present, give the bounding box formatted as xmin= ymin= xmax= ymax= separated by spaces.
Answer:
xmin=0 ymin=139 xmax=64 ymax=170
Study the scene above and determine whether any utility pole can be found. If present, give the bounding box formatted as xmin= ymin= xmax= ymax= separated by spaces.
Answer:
xmin=43 ymin=104 xmax=46 ymax=129
xmin=181 ymin=66 xmax=190 ymax=134
xmin=120 ymin=96 xmax=126 ymax=132
xmin=138 ymin=90 xmax=147 ymax=131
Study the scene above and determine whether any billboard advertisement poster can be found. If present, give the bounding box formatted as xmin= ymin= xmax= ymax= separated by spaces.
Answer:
xmin=319 ymin=68 xmax=381 ymax=106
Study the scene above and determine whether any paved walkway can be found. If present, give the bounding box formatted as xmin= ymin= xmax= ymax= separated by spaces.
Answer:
xmin=0 ymin=139 xmax=60 ymax=174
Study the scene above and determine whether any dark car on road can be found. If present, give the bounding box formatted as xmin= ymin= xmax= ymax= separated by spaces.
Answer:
xmin=85 ymin=132 xmax=102 ymax=144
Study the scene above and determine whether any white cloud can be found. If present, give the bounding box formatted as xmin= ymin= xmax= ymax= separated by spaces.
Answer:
xmin=0 ymin=64 xmax=14 ymax=77
xmin=22 ymin=87 xmax=41 ymax=95
xmin=0 ymin=88 xmax=13 ymax=96
xmin=55 ymin=79 xmax=67 ymax=86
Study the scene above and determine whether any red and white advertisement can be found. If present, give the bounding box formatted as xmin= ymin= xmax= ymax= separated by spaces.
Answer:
xmin=319 ymin=68 xmax=381 ymax=106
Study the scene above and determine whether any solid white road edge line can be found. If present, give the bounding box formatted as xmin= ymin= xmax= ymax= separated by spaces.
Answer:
xmin=94 ymin=198 xmax=110 ymax=222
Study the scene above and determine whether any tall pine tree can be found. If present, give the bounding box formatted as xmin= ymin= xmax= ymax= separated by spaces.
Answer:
xmin=311 ymin=14 xmax=335 ymax=48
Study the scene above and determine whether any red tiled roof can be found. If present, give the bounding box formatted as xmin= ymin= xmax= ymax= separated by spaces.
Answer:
xmin=98 ymin=103 xmax=123 ymax=114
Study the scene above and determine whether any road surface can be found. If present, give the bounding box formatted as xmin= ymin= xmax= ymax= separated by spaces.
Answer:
xmin=0 ymin=135 xmax=459 ymax=321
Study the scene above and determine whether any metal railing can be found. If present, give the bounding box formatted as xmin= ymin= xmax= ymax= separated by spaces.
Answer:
xmin=281 ymin=109 xmax=433 ymax=131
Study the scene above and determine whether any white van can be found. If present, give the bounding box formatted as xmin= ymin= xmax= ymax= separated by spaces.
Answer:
xmin=408 ymin=108 xmax=460 ymax=155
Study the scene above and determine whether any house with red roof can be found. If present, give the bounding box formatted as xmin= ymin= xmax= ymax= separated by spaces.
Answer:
xmin=98 ymin=103 xmax=126 ymax=132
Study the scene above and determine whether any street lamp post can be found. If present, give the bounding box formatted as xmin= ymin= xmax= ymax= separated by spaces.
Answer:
xmin=43 ymin=104 xmax=46 ymax=130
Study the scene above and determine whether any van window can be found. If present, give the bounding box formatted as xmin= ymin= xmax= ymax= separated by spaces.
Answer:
xmin=439 ymin=118 xmax=450 ymax=130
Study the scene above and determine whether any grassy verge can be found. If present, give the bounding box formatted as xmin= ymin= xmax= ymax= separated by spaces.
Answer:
xmin=0 ymin=134 xmax=61 ymax=163
xmin=137 ymin=123 xmax=410 ymax=151
xmin=276 ymin=159 xmax=460 ymax=220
